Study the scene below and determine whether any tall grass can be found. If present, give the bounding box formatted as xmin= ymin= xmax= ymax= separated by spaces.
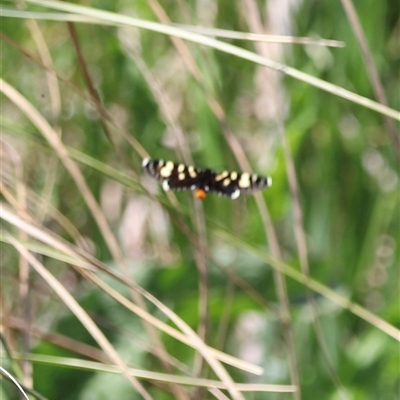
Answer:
xmin=1 ymin=1 xmax=399 ymax=399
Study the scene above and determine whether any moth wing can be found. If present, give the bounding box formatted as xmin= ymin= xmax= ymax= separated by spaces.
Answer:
xmin=143 ymin=159 xmax=201 ymax=191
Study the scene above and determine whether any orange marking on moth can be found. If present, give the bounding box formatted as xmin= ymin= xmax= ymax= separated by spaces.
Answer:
xmin=194 ymin=188 xmax=207 ymax=199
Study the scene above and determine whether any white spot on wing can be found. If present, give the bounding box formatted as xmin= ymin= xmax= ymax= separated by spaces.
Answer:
xmin=162 ymin=180 xmax=170 ymax=191
xmin=142 ymin=158 xmax=150 ymax=167
xmin=231 ymin=189 xmax=240 ymax=199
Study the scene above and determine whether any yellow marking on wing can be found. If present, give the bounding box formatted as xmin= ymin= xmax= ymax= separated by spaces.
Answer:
xmin=177 ymin=164 xmax=185 ymax=173
xmin=238 ymin=173 xmax=251 ymax=188
xmin=188 ymin=166 xmax=197 ymax=178
xmin=215 ymin=171 xmax=229 ymax=181
xmin=223 ymin=178 xmax=231 ymax=186
xmin=160 ymin=168 xmax=171 ymax=177
xmin=160 ymin=161 xmax=174 ymax=178
xmin=178 ymin=172 xmax=185 ymax=180
xmin=230 ymin=171 xmax=238 ymax=180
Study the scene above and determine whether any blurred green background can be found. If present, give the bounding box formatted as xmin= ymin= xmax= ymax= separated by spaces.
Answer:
xmin=1 ymin=0 xmax=399 ymax=399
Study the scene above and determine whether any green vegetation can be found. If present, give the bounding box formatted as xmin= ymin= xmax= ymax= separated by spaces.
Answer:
xmin=1 ymin=0 xmax=399 ymax=399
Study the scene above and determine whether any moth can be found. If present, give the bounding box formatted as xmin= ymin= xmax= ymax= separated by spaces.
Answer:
xmin=143 ymin=158 xmax=272 ymax=199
